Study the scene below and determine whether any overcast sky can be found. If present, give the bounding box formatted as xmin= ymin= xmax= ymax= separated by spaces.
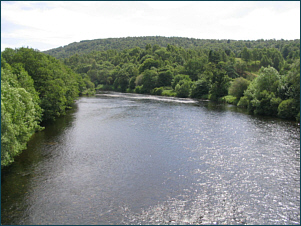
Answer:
xmin=1 ymin=1 xmax=300 ymax=51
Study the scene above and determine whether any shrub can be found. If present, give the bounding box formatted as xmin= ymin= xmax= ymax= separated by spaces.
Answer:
xmin=175 ymin=80 xmax=191 ymax=98
xmin=190 ymin=79 xmax=210 ymax=99
xmin=278 ymin=99 xmax=299 ymax=120
xmin=152 ymin=87 xmax=164 ymax=95
xmin=222 ymin=95 xmax=238 ymax=105
xmin=237 ymin=96 xmax=249 ymax=108
xmin=228 ymin=77 xmax=250 ymax=99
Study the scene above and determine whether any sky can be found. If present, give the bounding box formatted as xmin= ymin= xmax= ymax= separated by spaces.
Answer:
xmin=1 ymin=1 xmax=300 ymax=51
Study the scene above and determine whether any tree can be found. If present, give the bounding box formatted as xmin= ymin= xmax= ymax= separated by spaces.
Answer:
xmin=1 ymin=68 xmax=43 ymax=167
xmin=157 ymin=70 xmax=173 ymax=87
xmin=242 ymin=66 xmax=282 ymax=115
xmin=241 ymin=47 xmax=252 ymax=63
xmin=208 ymin=62 xmax=231 ymax=101
xmin=208 ymin=50 xmax=220 ymax=64
xmin=229 ymin=77 xmax=250 ymax=99
xmin=141 ymin=69 xmax=158 ymax=93
xmin=184 ymin=57 xmax=206 ymax=81
xmin=139 ymin=58 xmax=159 ymax=73
xmin=260 ymin=55 xmax=272 ymax=67
xmin=278 ymin=99 xmax=299 ymax=120
xmin=190 ymin=79 xmax=210 ymax=98
xmin=175 ymin=80 xmax=191 ymax=98
xmin=1 ymin=47 xmax=89 ymax=121
xmin=171 ymin=74 xmax=191 ymax=89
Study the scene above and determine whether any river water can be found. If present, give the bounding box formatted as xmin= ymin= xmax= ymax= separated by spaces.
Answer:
xmin=1 ymin=92 xmax=300 ymax=225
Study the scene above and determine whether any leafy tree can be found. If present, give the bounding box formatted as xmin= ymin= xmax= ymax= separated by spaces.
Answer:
xmin=208 ymin=62 xmax=231 ymax=101
xmin=1 ymin=47 xmax=92 ymax=121
xmin=157 ymin=70 xmax=173 ymax=87
xmin=1 ymin=68 xmax=43 ymax=167
xmin=278 ymin=99 xmax=299 ymax=120
xmin=141 ymin=69 xmax=158 ymax=93
xmin=139 ymin=58 xmax=159 ymax=73
xmin=241 ymin=47 xmax=252 ymax=63
xmin=243 ymin=66 xmax=282 ymax=115
xmin=190 ymin=79 xmax=210 ymax=98
xmin=184 ymin=57 xmax=207 ymax=81
xmin=171 ymin=74 xmax=191 ymax=89
xmin=229 ymin=77 xmax=250 ymax=99
xmin=260 ymin=55 xmax=272 ymax=67
xmin=175 ymin=80 xmax=191 ymax=98
xmin=208 ymin=50 xmax=220 ymax=64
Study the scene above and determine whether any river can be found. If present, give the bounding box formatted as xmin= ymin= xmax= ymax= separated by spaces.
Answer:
xmin=1 ymin=92 xmax=300 ymax=225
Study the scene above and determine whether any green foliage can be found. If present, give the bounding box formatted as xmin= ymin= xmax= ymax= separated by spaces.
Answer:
xmin=241 ymin=47 xmax=252 ymax=63
xmin=43 ymin=36 xmax=300 ymax=60
xmin=260 ymin=55 xmax=272 ymax=67
xmin=209 ymin=63 xmax=231 ymax=101
xmin=237 ymin=96 xmax=249 ymax=108
xmin=278 ymin=99 xmax=299 ymax=120
xmin=243 ymin=67 xmax=282 ymax=115
xmin=42 ymin=37 xmax=299 ymax=121
xmin=139 ymin=58 xmax=159 ymax=73
xmin=175 ymin=80 xmax=191 ymax=98
xmin=157 ymin=70 xmax=173 ymax=87
xmin=190 ymin=79 xmax=210 ymax=99
xmin=152 ymin=87 xmax=164 ymax=95
xmin=222 ymin=95 xmax=238 ymax=105
xmin=1 ymin=48 xmax=95 ymax=121
xmin=161 ymin=87 xmax=177 ymax=97
xmin=1 ymin=68 xmax=43 ymax=167
xmin=250 ymin=90 xmax=282 ymax=116
xmin=184 ymin=57 xmax=206 ymax=81
xmin=171 ymin=74 xmax=191 ymax=89
xmin=252 ymin=66 xmax=280 ymax=96
xmin=140 ymin=70 xmax=158 ymax=93
xmin=229 ymin=77 xmax=250 ymax=99
xmin=1 ymin=47 xmax=96 ymax=167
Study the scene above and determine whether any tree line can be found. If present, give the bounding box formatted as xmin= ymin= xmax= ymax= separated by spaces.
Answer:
xmin=62 ymin=41 xmax=299 ymax=122
xmin=44 ymin=36 xmax=300 ymax=60
xmin=1 ymin=47 xmax=95 ymax=167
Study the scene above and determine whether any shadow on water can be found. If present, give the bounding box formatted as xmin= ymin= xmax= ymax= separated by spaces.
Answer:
xmin=1 ymin=104 xmax=78 ymax=225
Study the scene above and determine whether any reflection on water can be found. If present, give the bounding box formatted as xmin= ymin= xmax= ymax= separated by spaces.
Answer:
xmin=2 ymin=92 xmax=300 ymax=225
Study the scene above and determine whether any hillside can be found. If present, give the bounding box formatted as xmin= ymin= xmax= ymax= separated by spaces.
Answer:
xmin=43 ymin=36 xmax=299 ymax=59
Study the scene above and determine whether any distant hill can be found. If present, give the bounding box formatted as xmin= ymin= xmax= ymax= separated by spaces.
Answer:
xmin=43 ymin=36 xmax=299 ymax=59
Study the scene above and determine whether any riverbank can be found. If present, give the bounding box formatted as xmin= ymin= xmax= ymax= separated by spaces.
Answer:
xmin=96 ymin=86 xmax=300 ymax=123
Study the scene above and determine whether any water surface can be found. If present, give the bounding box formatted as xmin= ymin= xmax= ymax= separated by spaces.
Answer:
xmin=2 ymin=92 xmax=300 ymax=225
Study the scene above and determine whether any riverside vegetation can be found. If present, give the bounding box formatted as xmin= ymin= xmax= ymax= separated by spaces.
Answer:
xmin=1 ymin=36 xmax=300 ymax=167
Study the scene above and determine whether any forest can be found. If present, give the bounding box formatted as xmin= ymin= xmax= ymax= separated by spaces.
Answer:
xmin=60 ymin=37 xmax=300 ymax=120
xmin=1 ymin=48 xmax=95 ymax=167
xmin=1 ymin=36 xmax=300 ymax=167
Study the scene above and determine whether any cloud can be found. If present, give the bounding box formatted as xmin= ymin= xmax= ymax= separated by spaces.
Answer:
xmin=1 ymin=1 xmax=300 ymax=51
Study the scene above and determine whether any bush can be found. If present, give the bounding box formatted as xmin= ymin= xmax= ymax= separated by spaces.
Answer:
xmin=162 ymin=89 xmax=176 ymax=97
xmin=134 ymin=85 xmax=143 ymax=94
xmin=175 ymin=80 xmax=191 ymax=98
xmin=152 ymin=87 xmax=164 ymax=95
xmin=222 ymin=95 xmax=238 ymax=105
xmin=278 ymin=99 xmax=299 ymax=120
xmin=237 ymin=96 xmax=249 ymax=108
xmin=251 ymin=91 xmax=281 ymax=116
xmin=190 ymin=79 xmax=209 ymax=99
xmin=229 ymin=77 xmax=250 ymax=99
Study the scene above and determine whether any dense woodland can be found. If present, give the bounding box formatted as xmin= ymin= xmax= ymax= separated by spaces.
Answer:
xmin=1 ymin=36 xmax=300 ymax=167
xmin=1 ymin=48 xmax=95 ymax=167
xmin=44 ymin=36 xmax=300 ymax=59
xmin=59 ymin=37 xmax=300 ymax=119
